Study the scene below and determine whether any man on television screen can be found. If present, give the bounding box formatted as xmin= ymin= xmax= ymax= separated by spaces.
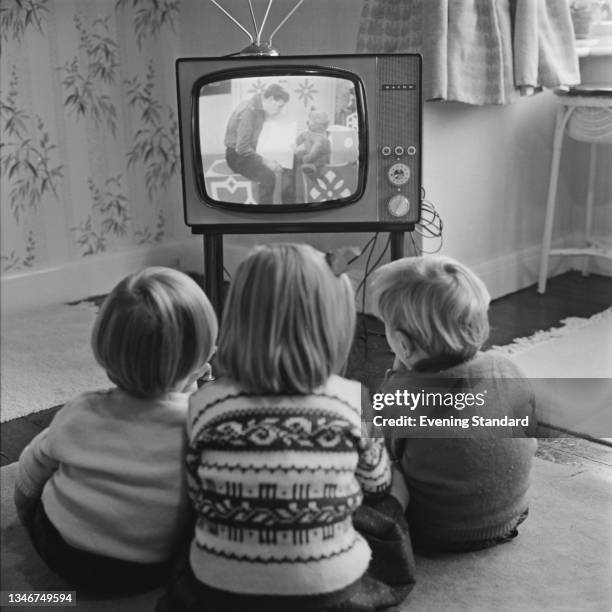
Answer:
xmin=224 ymin=83 xmax=291 ymax=204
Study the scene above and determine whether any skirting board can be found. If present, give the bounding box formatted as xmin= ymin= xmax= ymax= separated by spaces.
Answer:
xmin=1 ymin=235 xmax=605 ymax=315
xmin=0 ymin=237 xmax=244 ymax=316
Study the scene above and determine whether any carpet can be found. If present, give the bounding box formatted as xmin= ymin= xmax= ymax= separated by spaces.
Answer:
xmin=1 ymin=302 xmax=109 ymax=423
xmin=491 ymin=307 xmax=612 ymax=442
xmin=2 ymin=457 xmax=611 ymax=611
xmin=1 ymin=460 xmax=161 ymax=610
xmin=2 ymin=303 xmax=611 ymax=439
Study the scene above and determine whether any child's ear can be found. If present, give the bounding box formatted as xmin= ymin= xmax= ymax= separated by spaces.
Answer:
xmin=396 ymin=332 xmax=429 ymax=368
xmin=386 ymin=328 xmax=412 ymax=366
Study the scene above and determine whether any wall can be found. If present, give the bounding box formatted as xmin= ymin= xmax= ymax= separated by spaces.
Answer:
xmin=1 ymin=0 xmax=186 ymax=311
xmin=2 ymin=0 xmax=609 ymax=314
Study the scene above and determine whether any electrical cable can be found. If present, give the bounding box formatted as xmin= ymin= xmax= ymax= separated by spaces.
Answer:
xmin=414 ymin=188 xmax=443 ymax=253
xmin=355 ymin=232 xmax=379 ymax=299
xmin=360 ymin=235 xmax=391 ymax=343
xmin=348 ymin=234 xmax=376 ymax=266
xmin=367 ymin=235 xmax=391 ymax=272
xmin=356 ymin=233 xmax=380 ymax=351
xmin=409 ymin=231 xmax=420 ymax=255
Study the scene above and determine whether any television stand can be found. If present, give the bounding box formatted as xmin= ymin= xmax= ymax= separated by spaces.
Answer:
xmin=202 ymin=231 xmax=407 ymax=316
xmin=203 ymin=233 xmax=225 ymax=315
xmin=389 ymin=230 xmax=404 ymax=261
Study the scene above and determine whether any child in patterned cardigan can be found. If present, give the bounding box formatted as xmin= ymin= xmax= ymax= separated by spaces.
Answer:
xmin=14 ymin=267 xmax=218 ymax=594
xmin=163 ymin=243 xmax=400 ymax=611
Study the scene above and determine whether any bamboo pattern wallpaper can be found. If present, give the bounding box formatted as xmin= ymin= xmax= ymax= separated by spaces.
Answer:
xmin=0 ymin=0 xmax=184 ymax=273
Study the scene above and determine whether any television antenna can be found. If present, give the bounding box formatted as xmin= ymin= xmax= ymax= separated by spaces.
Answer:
xmin=209 ymin=0 xmax=305 ymax=56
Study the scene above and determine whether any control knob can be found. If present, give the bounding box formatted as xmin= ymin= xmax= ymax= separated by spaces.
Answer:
xmin=387 ymin=162 xmax=411 ymax=186
xmin=387 ymin=194 xmax=410 ymax=217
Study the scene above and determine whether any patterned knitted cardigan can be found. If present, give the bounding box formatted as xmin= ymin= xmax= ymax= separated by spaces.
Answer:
xmin=186 ymin=375 xmax=392 ymax=597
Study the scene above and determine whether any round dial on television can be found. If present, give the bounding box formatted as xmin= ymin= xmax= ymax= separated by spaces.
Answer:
xmin=387 ymin=162 xmax=411 ymax=186
xmin=387 ymin=194 xmax=410 ymax=217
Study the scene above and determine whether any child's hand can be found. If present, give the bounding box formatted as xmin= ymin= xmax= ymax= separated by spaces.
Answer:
xmin=14 ymin=485 xmax=38 ymax=527
xmin=263 ymin=158 xmax=281 ymax=172
xmin=195 ymin=363 xmax=215 ymax=389
xmin=392 ymin=354 xmax=405 ymax=371
xmin=389 ymin=464 xmax=409 ymax=511
xmin=181 ymin=363 xmax=214 ymax=392
xmin=199 ymin=362 xmax=213 ymax=382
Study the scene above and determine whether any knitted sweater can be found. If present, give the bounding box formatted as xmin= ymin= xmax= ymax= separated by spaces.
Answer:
xmin=15 ymin=388 xmax=192 ymax=563
xmin=383 ymin=351 xmax=537 ymax=543
xmin=186 ymin=375 xmax=392 ymax=596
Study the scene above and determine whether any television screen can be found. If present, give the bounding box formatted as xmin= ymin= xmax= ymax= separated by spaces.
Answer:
xmin=195 ymin=71 xmax=365 ymax=210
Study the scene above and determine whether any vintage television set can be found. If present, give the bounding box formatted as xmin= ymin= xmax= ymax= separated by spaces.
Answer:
xmin=176 ymin=53 xmax=422 ymax=234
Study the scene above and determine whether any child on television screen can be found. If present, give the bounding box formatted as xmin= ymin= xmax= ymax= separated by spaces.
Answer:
xmin=370 ymin=255 xmax=537 ymax=553
xmin=295 ymin=108 xmax=331 ymax=173
xmin=14 ymin=267 xmax=218 ymax=594
xmin=163 ymin=243 xmax=408 ymax=611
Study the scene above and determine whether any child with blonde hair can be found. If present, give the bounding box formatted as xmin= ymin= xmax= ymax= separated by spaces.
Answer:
xmin=14 ymin=267 xmax=218 ymax=593
xmin=164 ymin=243 xmax=404 ymax=611
xmin=371 ymin=255 xmax=537 ymax=553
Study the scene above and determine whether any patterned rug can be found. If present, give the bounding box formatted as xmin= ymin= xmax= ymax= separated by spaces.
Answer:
xmin=491 ymin=307 xmax=612 ymax=442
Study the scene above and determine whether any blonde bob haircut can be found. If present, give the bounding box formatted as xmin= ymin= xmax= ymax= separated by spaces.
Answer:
xmin=371 ymin=255 xmax=490 ymax=361
xmin=216 ymin=243 xmax=356 ymax=394
xmin=92 ymin=267 xmax=218 ymax=398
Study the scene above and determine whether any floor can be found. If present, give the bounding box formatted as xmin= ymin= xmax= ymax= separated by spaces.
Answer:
xmin=2 ymin=271 xmax=612 ymax=467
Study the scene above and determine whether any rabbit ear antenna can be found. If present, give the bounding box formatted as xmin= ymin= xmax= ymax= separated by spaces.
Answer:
xmin=208 ymin=0 xmax=254 ymax=44
xmin=247 ymin=0 xmax=260 ymax=43
xmin=210 ymin=0 xmax=305 ymax=56
xmin=268 ymin=0 xmax=304 ymax=46
xmin=256 ymin=0 xmax=274 ymax=44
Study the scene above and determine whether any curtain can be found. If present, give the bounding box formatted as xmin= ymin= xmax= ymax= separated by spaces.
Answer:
xmin=356 ymin=0 xmax=581 ymax=105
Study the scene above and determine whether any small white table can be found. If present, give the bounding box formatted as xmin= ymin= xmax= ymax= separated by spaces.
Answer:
xmin=538 ymin=85 xmax=612 ymax=293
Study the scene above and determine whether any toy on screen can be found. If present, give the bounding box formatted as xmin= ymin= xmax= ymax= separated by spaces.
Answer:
xmin=295 ymin=109 xmax=331 ymax=173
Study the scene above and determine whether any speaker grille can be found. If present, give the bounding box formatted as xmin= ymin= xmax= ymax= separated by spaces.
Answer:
xmin=376 ymin=55 xmax=422 ymax=223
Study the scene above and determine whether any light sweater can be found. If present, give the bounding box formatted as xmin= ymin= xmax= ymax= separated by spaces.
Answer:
xmin=186 ymin=375 xmax=392 ymax=596
xmin=16 ymin=388 xmax=192 ymax=563
xmin=384 ymin=351 xmax=537 ymax=543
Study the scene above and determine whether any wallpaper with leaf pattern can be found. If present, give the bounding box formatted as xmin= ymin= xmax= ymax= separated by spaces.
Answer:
xmin=0 ymin=0 xmax=184 ymax=273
